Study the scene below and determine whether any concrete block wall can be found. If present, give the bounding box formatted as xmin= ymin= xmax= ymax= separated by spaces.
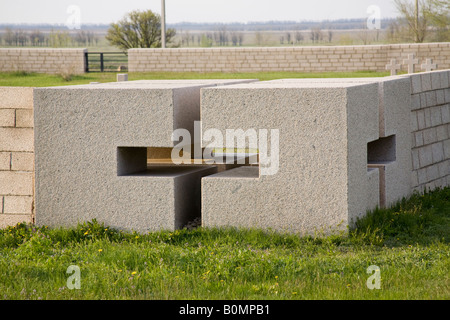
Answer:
xmin=0 ymin=87 xmax=34 ymax=228
xmin=0 ymin=48 xmax=87 ymax=74
xmin=129 ymin=43 xmax=450 ymax=73
xmin=409 ymin=70 xmax=450 ymax=192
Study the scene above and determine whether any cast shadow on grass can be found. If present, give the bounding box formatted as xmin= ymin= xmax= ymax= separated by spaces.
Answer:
xmin=350 ymin=187 xmax=450 ymax=247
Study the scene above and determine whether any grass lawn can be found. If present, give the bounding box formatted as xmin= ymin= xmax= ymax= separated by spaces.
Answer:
xmin=0 ymin=70 xmax=391 ymax=87
xmin=0 ymin=187 xmax=448 ymax=300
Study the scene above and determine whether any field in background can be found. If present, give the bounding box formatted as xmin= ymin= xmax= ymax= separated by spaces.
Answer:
xmin=0 ymin=17 xmax=430 ymax=52
xmin=0 ymin=187 xmax=448 ymax=300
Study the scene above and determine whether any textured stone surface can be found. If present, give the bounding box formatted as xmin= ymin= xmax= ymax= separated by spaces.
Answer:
xmin=0 ymin=214 xmax=32 ymax=228
xmin=265 ymin=76 xmax=412 ymax=207
xmin=0 ymin=49 xmax=86 ymax=74
xmin=201 ymin=80 xmax=380 ymax=234
xmin=0 ymin=87 xmax=33 ymax=109
xmin=3 ymin=196 xmax=33 ymax=214
xmin=34 ymin=80 xmax=257 ymax=232
xmin=129 ymin=43 xmax=450 ymax=73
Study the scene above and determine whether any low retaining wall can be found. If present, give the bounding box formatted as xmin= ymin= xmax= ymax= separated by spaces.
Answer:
xmin=0 ymin=87 xmax=34 ymax=228
xmin=0 ymin=48 xmax=86 ymax=74
xmin=409 ymin=70 xmax=450 ymax=191
xmin=129 ymin=43 xmax=450 ymax=73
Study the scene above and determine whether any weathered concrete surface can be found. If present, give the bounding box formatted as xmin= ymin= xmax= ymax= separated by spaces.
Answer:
xmin=34 ymin=80 xmax=257 ymax=232
xmin=201 ymin=80 xmax=381 ymax=234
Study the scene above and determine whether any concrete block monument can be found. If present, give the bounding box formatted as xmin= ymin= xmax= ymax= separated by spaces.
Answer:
xmin=34 ymin=80 xmax=257 ymax=232
xmin=31 ymin=71 xmax=450 ymax=235
xmin=200 ymin=80 xmax=381 ymax=234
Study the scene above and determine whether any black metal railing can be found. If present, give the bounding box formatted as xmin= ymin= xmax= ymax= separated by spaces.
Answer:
xmin=85 ymin=52 xmax=128 ymax=72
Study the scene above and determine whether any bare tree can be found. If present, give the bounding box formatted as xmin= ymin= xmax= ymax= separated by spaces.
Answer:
xmin=285 ymin=32 xmax=291 ymax=44
xmin=327 ymin=29 xmax=333 ymax=43
xmin=231 ymin=31 xmax=243 ymax=46
xmin=30 ymin=30 xmax=45 ymax=46
xmin=310 ymin=27 xmax=323 ymax=43
xmin=295 ymin=30 xmax=304 ymax=43
xmin=181 ymin=30 xmax=191 ymax=47
xmin=4 ymin=28 xmax=15 ymax=46
xmin=394 ymin=0 xmax=430 ymax=42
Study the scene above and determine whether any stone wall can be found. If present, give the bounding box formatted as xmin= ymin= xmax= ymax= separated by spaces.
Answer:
xmin=409 ymin=70 xmax=450 ymax=192
xmin=0 ymin=48 xmax=87 ymax=74
xmin=129 ymin=43 xmax=450 ymax=73
xmin=0 ymin=87 xmax=34 ymax=228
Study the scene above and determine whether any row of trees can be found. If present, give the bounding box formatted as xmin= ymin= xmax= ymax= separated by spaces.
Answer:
xmin=0 ymin=28 xmax=99 ymax=47
xmin=2 ymin=1 xmax=448 ymax=50
xmin=104 ymin=1 xmax=448 ymax=50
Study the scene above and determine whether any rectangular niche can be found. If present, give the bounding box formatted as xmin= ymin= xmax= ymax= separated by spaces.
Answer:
xmin=117 ymin=147 xmax=148 ymax=176
xmin=367 ymin=135 xmax=396 ymax=164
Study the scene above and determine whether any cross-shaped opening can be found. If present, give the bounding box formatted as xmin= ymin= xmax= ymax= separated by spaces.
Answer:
xmin=117 ymin=146 xmax=259 ymax=229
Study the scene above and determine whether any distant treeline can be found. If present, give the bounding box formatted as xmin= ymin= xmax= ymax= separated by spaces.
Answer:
xmin=170 ymin=18 xmax=396 ymax=31
xmin=0 ymin=28 xmax=99 ymax=47
xmin=0 ymin=18 xmax=396 ymax=33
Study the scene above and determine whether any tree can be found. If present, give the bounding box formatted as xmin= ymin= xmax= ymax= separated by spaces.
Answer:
xmin=106 ymin=9 xmax=176 ymax=50
xmin=327 ymin=29 xmax=333 ymax=43
xmin=295 ymin=30 xmax=304 ymax=43
xmin=30 ymin=30 xmax=45 ymax=46
xmin=310 ymin=27 xmax=323 ymax=43
xmin=4 ymin=28 xmax=15 ymax=46
xmin=394 ymin=0 xmax=430 ymax=42
xmin=394 ymin=0 xmax=449 ymax=43
xmin=285 ymin=32 xmax=292 ymax=44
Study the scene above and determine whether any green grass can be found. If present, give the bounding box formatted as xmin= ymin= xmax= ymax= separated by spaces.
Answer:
xmin=0 ymin=70 xmax=391 ymax=87
xmin=0 ymin=187 xmax=449 ymax=300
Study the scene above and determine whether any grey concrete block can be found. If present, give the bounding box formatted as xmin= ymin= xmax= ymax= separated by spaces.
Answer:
xmin=410 ymin=111 xmax=419 ymax=132
xmin=431 ymin=72 xmax=441 ymax=90
xmin=437 ymin=160 xmax=449 ymax=177
xmin=34 ymin=80 xmax=257 ymax=232
xmin=431 ymin=107 xmax=443 ymax=127
xmin=411 ymin=170 xmax=418 ymax=187
xmin=444 ymin=139 xmax=450 ymax=159
xmin=426 ymin=91 xmax=437 ymax=108
xmin=415 ymin=131 xmax=424 ymax=147
xmin=445 ymin=88 xmax=450 ymax=104
xmin=410 ymin=74 xmax=422 ymax=94
xmin=431 ymin=142 xmax=444 ymax=163
xmin=440 ymin=71 xmax=449 ymax=88
xmin=442 ymin=104 xmax=450 ymax=123
xmin=437 ymin=125 xmax=449 ymax=141
xmin=411 ymin=148 xmax=420 ymax=170
xmin=436 ymin=90 xmax=445 ymax=105
xmin=417 ymin=110 xmax=426 ymax=130
xmin=423 ymin=127 xmax=437 ymax=145
xmin=411 ymin=94 xmax=421 ymax=110
xmin=421 ymin=73 xmax=432 ymax=92
xmin=424 ymin=108 xmax=432 ymax=127
xmin=418 ymin=145 xmax=433 ymax=167
xmin=427 ymin=164 xmax=439 ymax=182
xmin=201 ymin=79 xmax=381 ymax=234
xmin=417 ymin=167 xmax=428 ymax=185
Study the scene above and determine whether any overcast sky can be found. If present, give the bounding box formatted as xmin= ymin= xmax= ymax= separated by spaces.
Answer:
xmin=0 ymin=0 xmax=400 ymax=24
